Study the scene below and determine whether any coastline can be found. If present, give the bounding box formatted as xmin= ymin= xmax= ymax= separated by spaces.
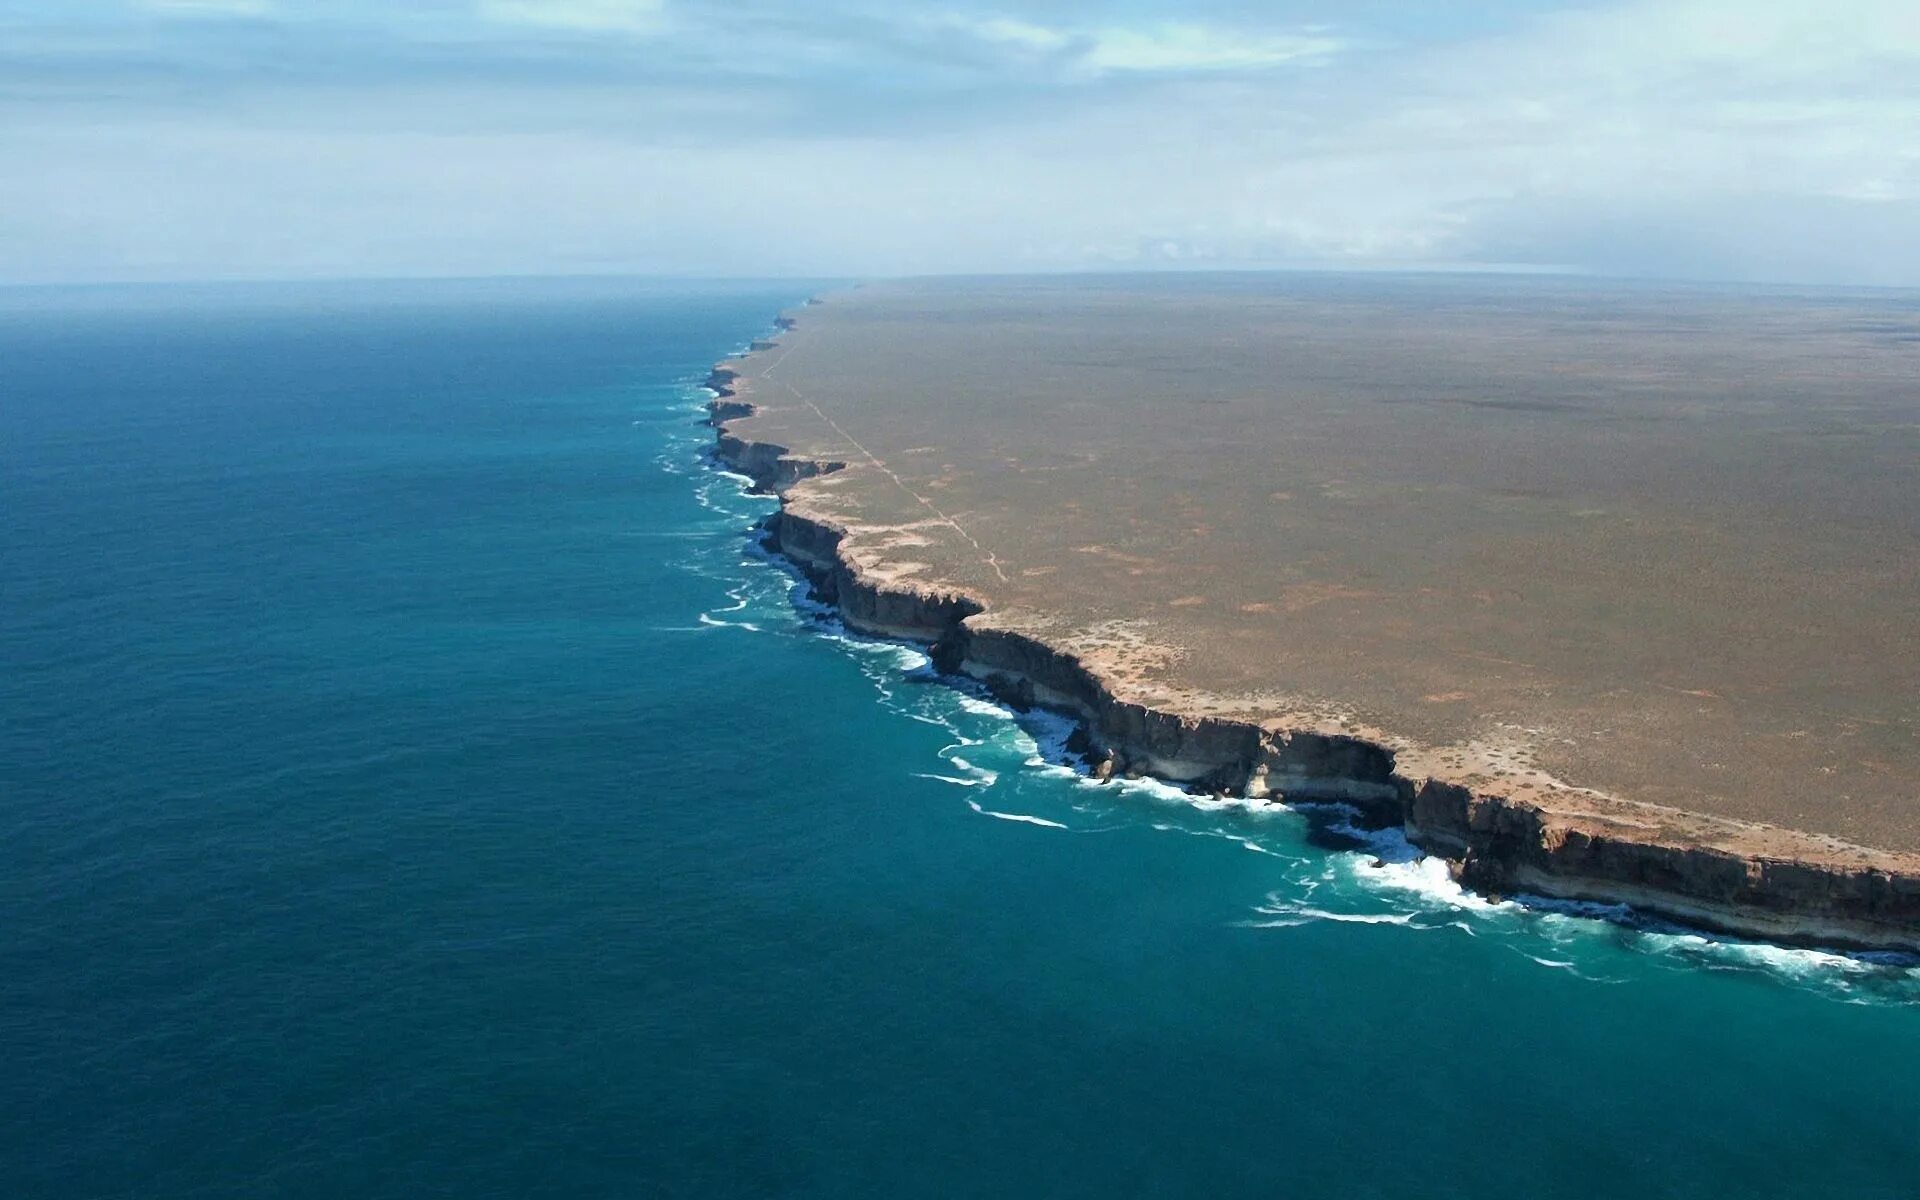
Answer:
xmin=703 ymin=314 xmax=1920 ymax=956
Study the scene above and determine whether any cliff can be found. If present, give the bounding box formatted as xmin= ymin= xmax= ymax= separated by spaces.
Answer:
xmin=704 ymin=321 xmax=1920 ymax=956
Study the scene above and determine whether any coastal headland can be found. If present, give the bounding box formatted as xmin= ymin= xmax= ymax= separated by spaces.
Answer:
xmin=708 ymin=275 xmax=1920 ymax=952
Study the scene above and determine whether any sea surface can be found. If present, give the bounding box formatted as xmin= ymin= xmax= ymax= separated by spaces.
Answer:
xmin=3 ymin=277 xmax=1918 ymax=1199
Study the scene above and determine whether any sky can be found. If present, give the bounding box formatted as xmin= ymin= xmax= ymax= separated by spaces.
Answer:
xmin=3 ymin=0 xmax=1919 ymax=285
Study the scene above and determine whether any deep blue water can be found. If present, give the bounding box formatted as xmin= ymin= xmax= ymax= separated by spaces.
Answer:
xmin=3 ymin=277 xmax=1918 ymax=1199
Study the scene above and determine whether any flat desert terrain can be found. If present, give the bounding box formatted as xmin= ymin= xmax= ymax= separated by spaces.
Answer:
xmin=728 ymin=274 xmax=1920 ymax=854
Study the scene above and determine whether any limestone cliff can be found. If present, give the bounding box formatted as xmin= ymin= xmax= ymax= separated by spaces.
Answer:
xmin=704 ymin=326 xmax=1920 ymax=955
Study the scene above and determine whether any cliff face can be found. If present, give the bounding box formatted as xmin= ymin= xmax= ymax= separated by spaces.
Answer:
xmin=1409 ymin=780 xmax=1920 ymax=946
xmin=706 ymin=340 xmax=1920 ymax=956
xmin=766 ymin=509 xmax=983 ymax=640
xmin=705 ymin=366 xmax=845 ymax=492
xmin=957 ymin=624 xmax=1398 ymax=803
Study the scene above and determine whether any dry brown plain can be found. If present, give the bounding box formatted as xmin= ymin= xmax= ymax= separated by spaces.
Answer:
xmin=721 ymin=273 xmax=1920 ymax=871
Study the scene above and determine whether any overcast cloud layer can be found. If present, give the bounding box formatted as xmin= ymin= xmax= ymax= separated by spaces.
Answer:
xmin=4 ymin=0 xmax=1919 ymax=284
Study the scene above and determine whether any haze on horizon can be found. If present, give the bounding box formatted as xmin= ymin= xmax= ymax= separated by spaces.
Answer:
xmin=4 ymin=0 xmax=1919 ymax=287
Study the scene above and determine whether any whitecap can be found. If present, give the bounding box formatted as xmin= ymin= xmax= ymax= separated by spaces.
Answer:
xmin=1110 ymin=775 xmax=1198 ymax=805
xmin=966 ymin=800 xmax=1067 ymax=829
xmin=1240 ymin=907 xmax=1415 ymax=928
xmin=1354 ymin=853 xmax=1504 ymax=912
xmin=696 ymin=613 xmax=762 ymax=632
xmin=1301 ymin=907 xmax=1416 ymax=926
xmin=943 ymin=754 xmax=999 ymax=786
xmin=1186 ymin=793 xmax=1289 ymax=818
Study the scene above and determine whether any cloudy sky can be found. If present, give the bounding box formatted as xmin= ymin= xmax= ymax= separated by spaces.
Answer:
xmin=4 ymin=0 xmax=1919 ymax=284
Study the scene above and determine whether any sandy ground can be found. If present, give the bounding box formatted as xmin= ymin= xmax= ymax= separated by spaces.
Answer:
xmin=727 ymin=274 xmax=1920 ymax=855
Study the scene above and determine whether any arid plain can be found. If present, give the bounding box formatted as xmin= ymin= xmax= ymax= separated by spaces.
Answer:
xmin=721 ymin=274 xmax=1920 ymax=874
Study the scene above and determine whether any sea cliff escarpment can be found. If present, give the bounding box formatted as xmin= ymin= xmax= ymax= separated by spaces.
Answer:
xmin=705 ymin=323 xmax=1920 ymax=956
xmin=705 ymin=365 xmax=847 ymax=493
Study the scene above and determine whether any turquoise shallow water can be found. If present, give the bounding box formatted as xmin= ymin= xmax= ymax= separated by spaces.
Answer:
xmin=2 ymin=277 xmax=1918 ymax=1198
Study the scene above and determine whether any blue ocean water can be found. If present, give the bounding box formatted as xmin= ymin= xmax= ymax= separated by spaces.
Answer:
xmin=2 ymin=277 xmax=1917 ymax=1199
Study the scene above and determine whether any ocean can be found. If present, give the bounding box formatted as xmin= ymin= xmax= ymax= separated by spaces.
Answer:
xmin=2 ymin=277 xmax=1917 ymax=1199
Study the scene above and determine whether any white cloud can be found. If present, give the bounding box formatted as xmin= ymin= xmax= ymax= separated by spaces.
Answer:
xmin=961 ymin=16 xmax=1067 ymax=53
xmin=950 ymin=13 xmax=1345 ymax=75
xmin=1081 ymin=24 xmax=1343 ymax=73
xmin=476 ymin=0 xmax=668 ymax=36
xmin=7 ymin=0 xmax=1920 ymax=284
xmin=135 ymin=0 xmax=277 ymax=15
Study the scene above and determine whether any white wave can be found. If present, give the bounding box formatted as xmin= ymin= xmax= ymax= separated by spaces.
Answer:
xmin=966 ymin=800 xmax=1067 ymax=829
xmin=943 ymin=753 xmax=999 ymax=786
xmin=1304 ymin=810 xmax=1509 ymax=913
xmin=1170 ymin=825 xmax=1280 ymax=856
xmin=881 ymin=645 xmax=932 ymax=671
xmin=1186 ymin=792 xmax=1290 ymax=819
xmin=820 ymin=629 xmax=928 ymax=669
xmin=1240 ymin=907 xmax=1415 ymax=928
xmin=1500 ymin=891 xmax=1920 ymax=994
xmin=1304 ymin=907 xmax=1417 ymax=926
xmin=691 ymin=483 xmax=757 ymax=516
xmin=1637 ymin=930 xmax=1893 ymax=979
xmin=1027 ymin=758 xmax=1085 ymax=782
xmin=696 ymin=612 xmax=762 ymax=632
xmin=1354 ymin=852 xmax=1505 ymax=912
xmin=915 ymin=772 xmax=987 ymax=788
xmin=710 ymin=592 xmax=751 ymax=614
xmin=1110 ymin=774 xmax=1199 ymax=805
